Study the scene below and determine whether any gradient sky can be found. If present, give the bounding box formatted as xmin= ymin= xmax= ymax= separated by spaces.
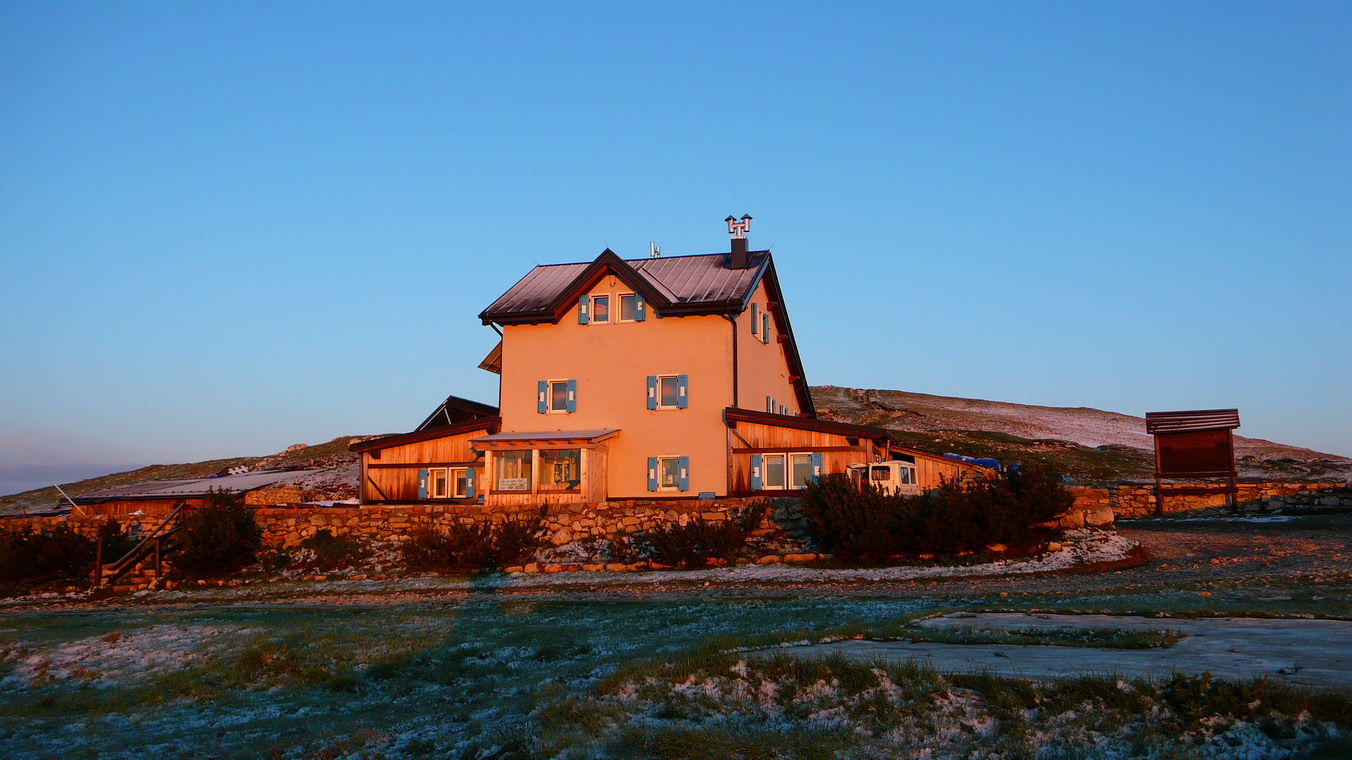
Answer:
xmin=1 ymin=1 xmax=1349 ymax=494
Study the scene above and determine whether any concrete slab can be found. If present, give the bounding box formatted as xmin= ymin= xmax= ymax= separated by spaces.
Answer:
xmin=770 ymin=613 xmax=1352 ymax=688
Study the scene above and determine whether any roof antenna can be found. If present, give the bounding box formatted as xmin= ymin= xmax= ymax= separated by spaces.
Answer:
xmin=650 ymin=241 xmax=661 ymax=258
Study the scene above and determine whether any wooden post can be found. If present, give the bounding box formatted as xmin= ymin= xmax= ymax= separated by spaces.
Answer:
xmin=92 ymin=536 xmax=103 ymax=586
xmin=154 ymin=538 xmax=162 ymax=579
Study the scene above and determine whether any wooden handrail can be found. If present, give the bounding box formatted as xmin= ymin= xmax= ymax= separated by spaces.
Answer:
xmin=100 ymin=502 xmax=190 ymax=584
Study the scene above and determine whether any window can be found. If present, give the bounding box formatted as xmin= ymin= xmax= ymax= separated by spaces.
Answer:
xmin=538 ymin=448 xmax=581 ymax=492
xmin=592 ymin=295 xmax=610 ymax=323
xmin=539 ymin=379 xmax=576 ymax=413
xmin=496 ymin=450 xmax=532 ymax=491
xmin=648 ymin=374 xmax=688 ymax=410
xmin=764 ymin=454 xmax=786 ymax=489
xmin=790 ymin=454 xmax=814 ymax=488
xmin=647 ymin=455 xmax=690 ymax=492
xmin=430 ymin=468 xmax=449 ymax=498
xmin=619 ymin=293 xmax=637 ymax=322
xmin=870 ymin=465 xmax=891 ymax=482
xmin=451 ymin=467 xmax=470 ymax=498
xmin=750 ymin=452 xmax=822 ymax=490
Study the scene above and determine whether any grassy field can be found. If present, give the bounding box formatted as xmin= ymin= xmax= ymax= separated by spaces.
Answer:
xmin=2 ymin=577 xmax=1350 ymax=759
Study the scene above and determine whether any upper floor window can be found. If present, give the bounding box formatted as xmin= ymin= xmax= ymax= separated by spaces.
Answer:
xmin=578 ymin=293 xmax=646 ymax=324
xmin=648 ymin=375 xmax=688 ymax=410
xmin=538 ymin=379 xmax=576 ymax=413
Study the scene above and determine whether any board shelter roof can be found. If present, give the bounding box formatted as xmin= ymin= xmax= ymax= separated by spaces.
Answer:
xmin=1145 ymin=409 xmax=1241 ymax=435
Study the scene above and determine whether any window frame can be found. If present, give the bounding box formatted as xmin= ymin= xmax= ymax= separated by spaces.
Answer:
xmin=618 ymin=292 xmax=638 ymax=323
xmin=450 ymin=467 xmax=469 ymax=499
xmin=428 ymin=467 xmax=449 ymax=499
xmin=591 ymin=294 xmax=611 ymax=323
xmin=547 ymin=379 xmax=573 ymax=414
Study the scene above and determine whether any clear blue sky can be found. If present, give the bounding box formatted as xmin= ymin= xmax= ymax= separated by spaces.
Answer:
xmin=2 ymin=1 xmax=1349 ymax=493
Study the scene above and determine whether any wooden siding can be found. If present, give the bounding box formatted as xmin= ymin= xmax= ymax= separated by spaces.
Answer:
xmin=727 ymin=420 xmax=881 ymax=494
xmin=359 ymin=428 xmax=487 ymax=503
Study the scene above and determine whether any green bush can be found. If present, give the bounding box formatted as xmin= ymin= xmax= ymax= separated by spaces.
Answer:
xmin=401 ymin=513 xmax=544 ymax=573
xmin=801 ymin=463 xmax=1072 ymax=560
xmin=296 ymin=529 xmax=370 ymax=570
xmin=0 ymin=523 xmax=98 ymax=586
xmin=172 ymin=490 xmax=263 ymax=579
xmin=632 ymin=501 xmax=768 ymax=568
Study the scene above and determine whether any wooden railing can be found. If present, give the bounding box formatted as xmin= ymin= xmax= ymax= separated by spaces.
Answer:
xmin=97 ymin=502 xmax=189 ymax=587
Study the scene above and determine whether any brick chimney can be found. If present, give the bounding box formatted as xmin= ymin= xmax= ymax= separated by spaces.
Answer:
xmin=725 ymin=214 xmax=752 ymax=269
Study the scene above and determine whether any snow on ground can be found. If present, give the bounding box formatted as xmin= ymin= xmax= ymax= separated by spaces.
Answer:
xmin=501 ymin=529 xmax=1133 ymax=588
xmin=0 ymin=624 xmax=253 ymax=688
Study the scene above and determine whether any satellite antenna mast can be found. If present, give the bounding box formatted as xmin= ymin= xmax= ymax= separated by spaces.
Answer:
xmin=650 ymin=241 xmax=661 ymax=258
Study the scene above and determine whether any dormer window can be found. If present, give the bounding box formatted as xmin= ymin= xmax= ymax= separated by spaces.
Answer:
xmin=619 ymin=293 xmax=638 ymax=322
xmin=592 ymin=295 xmax=610 ymax=323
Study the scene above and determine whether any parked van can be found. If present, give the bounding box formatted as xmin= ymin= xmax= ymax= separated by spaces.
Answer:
xmin=846 ymin=461 xmax=920 ymax=496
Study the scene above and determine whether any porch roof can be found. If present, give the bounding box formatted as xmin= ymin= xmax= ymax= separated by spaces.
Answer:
xmin=471 ymin=429 xmax=620 ymax=445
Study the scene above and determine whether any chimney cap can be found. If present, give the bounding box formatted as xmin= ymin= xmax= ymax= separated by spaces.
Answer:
xmin=724 ymin=214 xmax=752 ymax=239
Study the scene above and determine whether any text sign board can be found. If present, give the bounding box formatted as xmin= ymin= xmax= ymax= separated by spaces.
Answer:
xmin=697 ymin=492 xmax=717 ymax=501
xmin=1155 ymin=430 xmax=1234 ymax=476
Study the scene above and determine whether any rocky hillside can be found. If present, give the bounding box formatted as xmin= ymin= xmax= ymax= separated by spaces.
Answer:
xmin=0 ymin=437 xmax=363 ymax=516
xmin=812 ymin=386 xmax=1352 ymax=484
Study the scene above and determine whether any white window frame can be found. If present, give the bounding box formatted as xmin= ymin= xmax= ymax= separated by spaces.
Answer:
xmin=655 ymin=374 xmax=682 ymax=410
xmin=656 ymin=455 xmax=683 ymax=492
xmin=760 ymin=452 xmax=815 ymax=490
xmin=428 ymin=467 xmax=449 ymax=499
xmin=762 ymin=454 xmax=786 ymax=490
xmin=547 ymin=379 xmax=571 ymax=413
xmin=591 ymin=294 xmax=611 ymax=323
xmin=450 ymin=467 xmax=469 ymax=498
xmin=618 ymin=292 xmax=638 ymax=323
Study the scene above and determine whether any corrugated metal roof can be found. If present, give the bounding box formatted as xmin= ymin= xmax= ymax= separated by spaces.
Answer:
xmin=481 ymin=251 xmax=768 ymax=317
xmin=73 ymin=469 xmax=330 ymax=503
xmin=471 ymin=429 xmax=620 ymax=443
xmin=1145 ymin=409 xmax=1241 ymax=434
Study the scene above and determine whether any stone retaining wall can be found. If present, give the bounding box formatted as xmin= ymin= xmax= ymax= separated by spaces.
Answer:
xmin=1068 ymin=481 xmax=1352 ymax=520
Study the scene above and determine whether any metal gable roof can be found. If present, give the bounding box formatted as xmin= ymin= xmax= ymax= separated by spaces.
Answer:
xmin=480 ymin=251 xmax=769 ymax=319
xmin=72 ymin=469 xmax=331 ymax=504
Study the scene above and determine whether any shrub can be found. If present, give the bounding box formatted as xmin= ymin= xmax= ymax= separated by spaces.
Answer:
xmin=172 ymin=490 xmax=263 ymax=579
xmin=401 ymin=512 xmax=544 ymax=573
xmin=0 ymin=524 xmax=99 ymax=586
xmin=95 ymin=519 xmax=138 ymax=560
xmin=632 ymin=501 xmax=768 ymax=568
xmin=296 ymin=529 xmax=370 ymax=570
xmin=800 ymin=464 xmax=1073 ymax=560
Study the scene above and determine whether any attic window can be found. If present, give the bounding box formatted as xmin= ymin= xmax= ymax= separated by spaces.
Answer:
xmin=592 ymin=295 xmax=610 ymax=323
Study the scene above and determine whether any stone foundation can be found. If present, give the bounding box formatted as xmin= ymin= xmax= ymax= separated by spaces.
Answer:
xmin=1067 ymin=481 xmax=1352 ymax=520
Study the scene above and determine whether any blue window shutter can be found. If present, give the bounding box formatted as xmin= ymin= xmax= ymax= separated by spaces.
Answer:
xmin=417 ymin=469 xmax=428 ymax=499
xmin=465 ymin=468 xmax=476 ymax=499
xmin=811 ymin=453 xmax=823 ymax=483
xmin=766 ymin=395 xmax=773 ymax=413
xmin=646 ymin=376 xmax=657 ymax=409
xmin=677 ymin=456 xmax=689 ymax=491
xmin=578 ymin=295 xmax=590 ymax=324
xmin=762 ymin=313 xmax=770 ymax=344
xmin=537 ymin=381 xmax=547 ymax=414
xmin=751 ymin=303 xmax=758 ymax=334
xmin=677 ymin=375 xmax=689 ymax=409
xmin=750 ymin=454 xmax=762 ymax=490
xmin=647 ymin=457 xmax=658 ymax=492
xmin=635 ymin=293 xmax=646 ymax=322
xmin=566 ymin=379 xmax=577 ymax=413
